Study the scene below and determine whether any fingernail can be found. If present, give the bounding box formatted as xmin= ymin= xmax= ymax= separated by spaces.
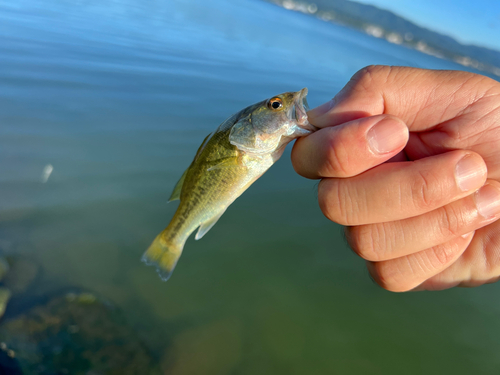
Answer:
xmin=475 ymin=184 xmax=500 ymax=219
xmin=367 ymin=117 xmax=408 ymax=154
xmin=307 ymin=99 xmax=335 ymax=120
xmin=455 ymin=155 xmax=487 ymax=192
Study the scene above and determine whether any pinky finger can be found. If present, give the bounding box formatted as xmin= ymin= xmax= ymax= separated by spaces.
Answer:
xmin=415 ymin=225 xmax=500 ymax=290
xmin=367 ymin=233 xmax=474 ymax=292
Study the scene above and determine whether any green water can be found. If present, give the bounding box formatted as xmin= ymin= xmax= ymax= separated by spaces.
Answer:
xmin=1 ymin=0 xmax=500 ymax=373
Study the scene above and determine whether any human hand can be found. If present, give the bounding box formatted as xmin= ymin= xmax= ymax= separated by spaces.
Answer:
xmin=292 ymin=65 xmax=500 ymax=291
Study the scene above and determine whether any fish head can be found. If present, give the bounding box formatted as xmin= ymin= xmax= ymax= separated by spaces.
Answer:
xmin=251 ymin=88 xmax=315 ymax=134
xmin=229 ymin=88 xmax=317 ymax=155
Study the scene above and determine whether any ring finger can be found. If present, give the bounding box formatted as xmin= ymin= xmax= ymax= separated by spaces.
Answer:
xmin=346 ymin=181 xmax=500 ymax=261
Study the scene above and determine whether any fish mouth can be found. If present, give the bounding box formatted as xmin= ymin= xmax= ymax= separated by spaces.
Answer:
xmin=292 ymin=88 xmax=317 ymax=132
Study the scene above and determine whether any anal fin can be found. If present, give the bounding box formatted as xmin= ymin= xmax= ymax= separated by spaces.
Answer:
xmin=195 ymin=209 xmax=227 ymax=240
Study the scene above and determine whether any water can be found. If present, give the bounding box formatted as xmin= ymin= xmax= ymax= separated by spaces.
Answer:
xmin=1 ymin=0 xmax=500 ymax=373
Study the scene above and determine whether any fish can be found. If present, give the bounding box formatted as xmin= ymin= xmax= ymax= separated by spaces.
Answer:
xmin=142 ymin=88 xmax=316 ymax=281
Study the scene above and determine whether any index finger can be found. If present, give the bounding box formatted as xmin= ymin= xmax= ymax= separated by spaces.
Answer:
xmin=308 ymin=65 xmax=498 ymax=132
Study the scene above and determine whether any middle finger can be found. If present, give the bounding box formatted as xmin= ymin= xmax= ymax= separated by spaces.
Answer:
xmin=318 ymin=150 xmax=487 ymax=225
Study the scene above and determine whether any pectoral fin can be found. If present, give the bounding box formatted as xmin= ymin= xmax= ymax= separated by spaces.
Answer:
xmin=207 ymin=157 xmax=241 ymax=171
xmin=195 ymin=209 xmax=227 ymax=240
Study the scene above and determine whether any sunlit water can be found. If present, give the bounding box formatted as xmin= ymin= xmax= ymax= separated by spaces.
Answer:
xmin=1 ymin=0 xmax=500 ymax=373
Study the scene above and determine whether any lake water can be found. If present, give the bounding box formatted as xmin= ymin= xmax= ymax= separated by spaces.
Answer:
xmin=1 ymin=0 xmax=500 ymax=373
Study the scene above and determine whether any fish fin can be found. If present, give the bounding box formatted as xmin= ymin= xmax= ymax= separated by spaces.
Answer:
xmin=142 ymin=234 xmax=183 ymax=281
xmin=168 ymin=132 xmax=212 ymax=203
xmin=194 ymin=132 xmax=212 ymax=162
xmin=207 ymin=157 xmax=240 ymax=171
xmin=215 ymin=112 xmax=240 ymax=133
xmin=195 ymin=209 xmax=226 ymax=240
xmin=168 ymin=169 xmax=188 ymax=202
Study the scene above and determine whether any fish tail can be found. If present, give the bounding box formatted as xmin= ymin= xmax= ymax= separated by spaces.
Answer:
xmin=141 ymin=234 xmax=183 ymax=281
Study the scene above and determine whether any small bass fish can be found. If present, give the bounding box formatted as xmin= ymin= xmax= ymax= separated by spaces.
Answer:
xmin=142 ymin=88 xmax=316 ymax=281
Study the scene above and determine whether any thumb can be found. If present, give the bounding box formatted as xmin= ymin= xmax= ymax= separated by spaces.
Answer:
xmin=292 ymin=114 xmax=408 ymax=179
xmin=307 ymin=65 xmax=491 ymax=131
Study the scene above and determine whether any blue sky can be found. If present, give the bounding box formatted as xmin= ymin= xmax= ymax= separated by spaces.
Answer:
xmin=356 ymin=0 xmax=500 ymax=51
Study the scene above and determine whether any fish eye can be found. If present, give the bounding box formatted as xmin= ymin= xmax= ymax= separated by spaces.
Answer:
xmin=267 ymin=97 xmax=283 ymax=111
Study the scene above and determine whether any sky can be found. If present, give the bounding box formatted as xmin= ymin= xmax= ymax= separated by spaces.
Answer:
xmin=356 ymin=0 xmax=500 ymax=51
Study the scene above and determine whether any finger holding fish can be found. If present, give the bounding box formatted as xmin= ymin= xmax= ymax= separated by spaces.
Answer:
xmin=297 ymin=66 xmax=500 ymax=292
xmin=291 ymin=114 xmax=409 ymax=179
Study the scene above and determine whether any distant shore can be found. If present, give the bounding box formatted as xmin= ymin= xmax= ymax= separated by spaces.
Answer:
xmin=265 ymin=0 xmax=500 ymax=78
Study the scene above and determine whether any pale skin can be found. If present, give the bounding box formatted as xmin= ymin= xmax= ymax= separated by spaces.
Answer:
xmin=291 ymin=65 xmax=500 ymax=292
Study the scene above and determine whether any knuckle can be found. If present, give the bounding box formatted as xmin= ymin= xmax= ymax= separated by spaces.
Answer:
xmin=437 ymin=205 xmax=463 ymax=239
xmin=346 ymin=225 xmax=382 ymax=261
xmin=368 ymin=261 xmax=411 ymax=292
xmin=323 ymin=134 xmax=350 ymax=177
xmin=430 ymin=244 xmax=456 ymax=267
xmin=409 ymin=168 xmax=441 ymax=211
xmin=484 ymin=234 xmax=500 ymax=275
xmin=468 ymin=230 xmax=500 ymax=285
xmin=352 ymin=65 xmax=391 ymax=89
xmin=318 ymin=179 xmax=358 ymax=225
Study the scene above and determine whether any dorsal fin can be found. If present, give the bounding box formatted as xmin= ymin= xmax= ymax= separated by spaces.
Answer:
xmin=168 ymin=168 xmax=188 ymax=202
xmin=168 ymin=132 xmax=212 ymax=203
xmin=194 ymin=132 xmax=212 ymax=162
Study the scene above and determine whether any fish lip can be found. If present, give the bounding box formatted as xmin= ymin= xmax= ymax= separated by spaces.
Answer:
xmin=293 ymin=88 xmax=317 ymax=132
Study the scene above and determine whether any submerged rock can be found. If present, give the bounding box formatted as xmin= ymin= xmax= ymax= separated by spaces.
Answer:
xmin=0 ymin=292 xmax=161 ymax=375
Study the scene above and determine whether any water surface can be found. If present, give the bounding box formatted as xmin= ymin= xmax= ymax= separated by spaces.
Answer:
xmin=1 ymin=0 xmax=500 ymax=374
